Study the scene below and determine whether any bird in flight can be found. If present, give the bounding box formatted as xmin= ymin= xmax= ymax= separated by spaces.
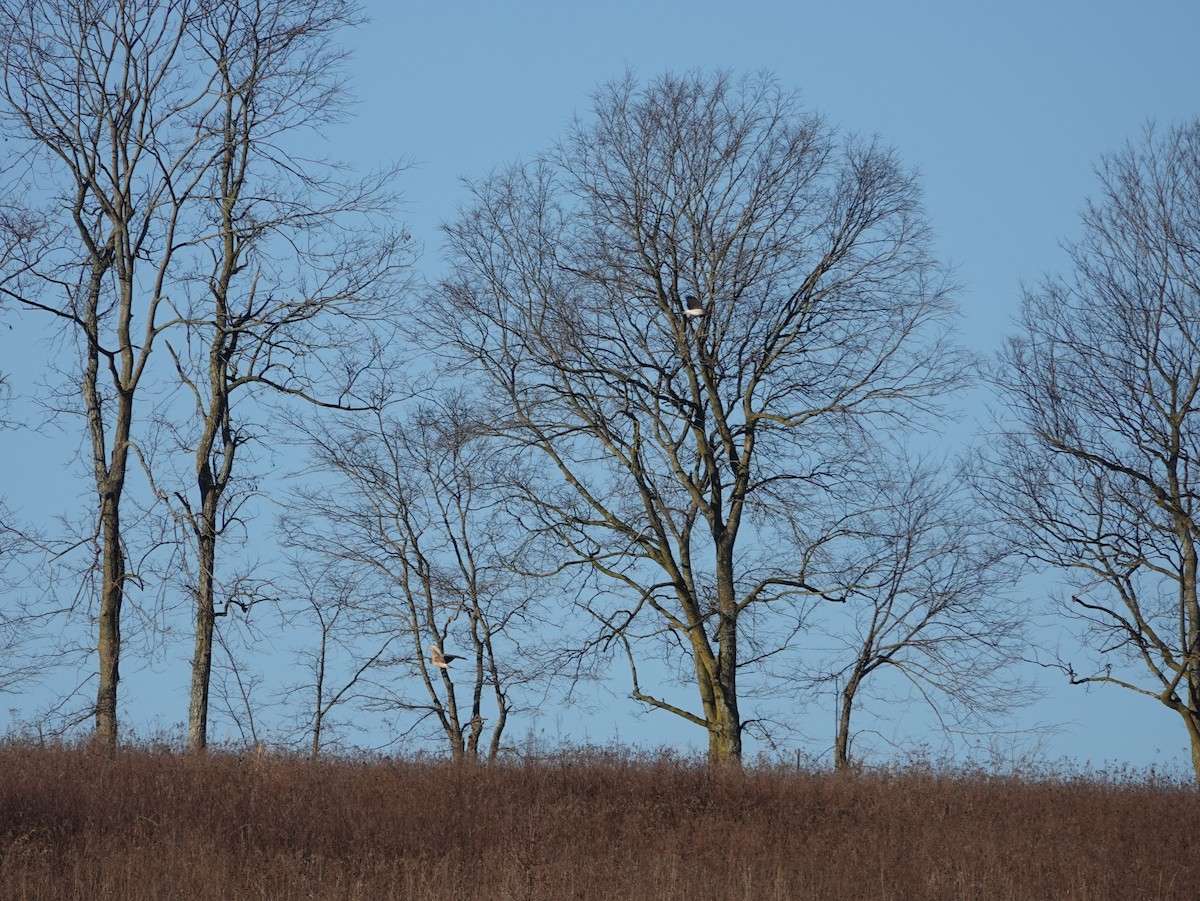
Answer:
xmin=682 ymin=294 xmax=705 ymax=317
xmin=429 ymin=644 xmax=462 ymax=669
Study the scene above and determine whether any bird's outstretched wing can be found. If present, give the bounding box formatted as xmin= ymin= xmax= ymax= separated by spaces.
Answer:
xmin=430 ymin=644 xmax=449 ymax=668
xmin=430 ymin=644 xmax=463 ymax=668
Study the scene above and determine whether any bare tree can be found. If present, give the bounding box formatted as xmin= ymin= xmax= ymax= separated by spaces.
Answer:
xmin=430 ymin=71 xmax=967 ymax=765
xmin=982 ymin=120 xmax=1200 ymax=783
xmin=284 ymin=395 xmax=547 ymax=763
xmin=0 ymin=0 xmax=409 ymax=751
xmin=0 ymin=0 xmax=220 ymax=746
xmin=209 ymin=614 xmax=268 ymax=750
xmin=273 ymin=561 xmax=398 ymax=759
xmin=796 ymin=459 xmax=1030 ymax=770
xmin=156 ymin=0 xmax=409 ymax=752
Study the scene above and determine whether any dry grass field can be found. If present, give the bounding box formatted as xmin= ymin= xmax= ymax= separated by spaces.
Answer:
xmin=0 ymin=740 xmax=1196 ymax=900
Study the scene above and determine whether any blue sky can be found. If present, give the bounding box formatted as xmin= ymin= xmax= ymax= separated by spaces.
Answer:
xmin=345 ymin=0 xmax=1199 ymax=348
xmin=325 ymin=0 xmax=1200 ymax=767
xmin=3 ymin=0 xmax=1200 ymax=770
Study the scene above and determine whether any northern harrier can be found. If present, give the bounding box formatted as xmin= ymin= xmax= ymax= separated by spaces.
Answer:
xmin=429 ymin=644 xmax=462 ymax=669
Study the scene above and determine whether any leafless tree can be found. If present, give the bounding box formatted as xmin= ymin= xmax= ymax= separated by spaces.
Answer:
xmin=982 ymin=120 xmax=1200 ymax=783
xmin=0 ymin=0 xmax=410 ymax=751
xmin=430 ymin=71 xmax=968 ymax=765
xmin=275 ymin=561 xmax=399 ymax=759
xmin=154 ymin=0 xmax=410 ymax=752
xmin=284 ymin=395 xmax=548 ymax=763
xmin=795 ymin=458 xmax=1030 ymax=770
xmin=208 ymin=615 xmax=268 ymax=750
xmin=0 ymin=0 xmax=221 ymax=746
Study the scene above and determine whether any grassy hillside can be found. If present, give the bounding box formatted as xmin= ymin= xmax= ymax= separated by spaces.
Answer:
xmin=1 ymin=741 xmax=1195 ymax=900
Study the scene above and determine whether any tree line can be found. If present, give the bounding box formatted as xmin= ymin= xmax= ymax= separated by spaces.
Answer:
xmin=1 ymin=0 xmax=1198 ymax=781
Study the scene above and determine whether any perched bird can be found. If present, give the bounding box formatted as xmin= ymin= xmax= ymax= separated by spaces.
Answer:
xmin=429 ymin=644 xmax=462 ymax=669
xmin=682 ymin=294 xmax=705 ymax=317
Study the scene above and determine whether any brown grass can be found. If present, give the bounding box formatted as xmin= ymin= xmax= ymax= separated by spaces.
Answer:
xmin=0 ymin=740 xmax=1196 ymax=900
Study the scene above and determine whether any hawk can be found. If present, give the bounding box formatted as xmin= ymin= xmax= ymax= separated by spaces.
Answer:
xmin=429 ymin=644 xmax=462 ymax=669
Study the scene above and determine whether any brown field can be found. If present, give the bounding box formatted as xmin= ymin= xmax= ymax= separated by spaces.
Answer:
xmin=0 ymin=740 xmax=1196 ymax=900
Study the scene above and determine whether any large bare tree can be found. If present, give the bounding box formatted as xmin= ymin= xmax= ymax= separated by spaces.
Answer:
xmin=983 ymin=120 xmax=1200 ymax=783
xmin=0 ymin=0 xmax=218 ymax=746
xmin=432 ymin=72 xmax=968 ymax=765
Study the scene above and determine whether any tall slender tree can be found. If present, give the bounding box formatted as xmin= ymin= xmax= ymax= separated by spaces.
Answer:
xmin=163 ymin=0 xmax=408 ymax=752
xmin=0 ymin=0 xmax=216 ymax=745
xmin=0 ymin=0 xmax=409 ymax=749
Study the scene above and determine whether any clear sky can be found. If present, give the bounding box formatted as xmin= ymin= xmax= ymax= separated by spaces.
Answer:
xmin=3 ymin=0 xmax=1200 ymax=771
xmin=345 ymin=0 xmax=1200 ymax=348
xmin=331 ymin=0 xmax=1200 ymax=769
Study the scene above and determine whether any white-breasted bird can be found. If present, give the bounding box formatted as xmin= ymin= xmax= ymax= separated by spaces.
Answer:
xmin=682 ymin=294 xmax=705 ymax=317
xmin=429 ymin=644 xmax=462 ymax=669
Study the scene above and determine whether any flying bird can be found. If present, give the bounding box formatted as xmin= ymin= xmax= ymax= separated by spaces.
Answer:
xmin=429 ymin=644 xmax=462 ymax=669
xmin=682 ymin=294 xmax=705 ymax=317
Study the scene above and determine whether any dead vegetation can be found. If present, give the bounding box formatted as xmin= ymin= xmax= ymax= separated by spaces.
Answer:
xmin=0 ymin=740 xmax=1195 ymax=900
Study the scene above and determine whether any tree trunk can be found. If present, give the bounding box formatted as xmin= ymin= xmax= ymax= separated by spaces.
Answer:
xmin=1183 ymin=666 xmax=1200 ymax=786
xmin=1190 ymin=666 xmax=1200 ymax=789
xmin=706 ymin=637 xmax=742 ymax=766
xmin=708 ymin=539 xmax=742 ymax=767
xmin=1173 ymin=509 xmax=1200 ymax=787
xmin=449 ymin=727 xmax=466 ymax=764
xmin=85 ymin=247 xmax=127 ymax=750
xmin=311 ymin=626 xmax=327 ymax=759
xmin=94 ymin=493 xmax=124 ymax=748
xmin=187 ymin=526 xmax=218 ymax=752
xmin=694 ymin=619 xmax=742 ymax=766
xmin=185 ymin=324 xmax=234 ymax=751
xmin=1185 ymin=710 xmax=1200 ymax=787
xmin=706 ymin=691 xmax=742 ymax=766
xmin=834 ymin=670 xmax=864 ymax=772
